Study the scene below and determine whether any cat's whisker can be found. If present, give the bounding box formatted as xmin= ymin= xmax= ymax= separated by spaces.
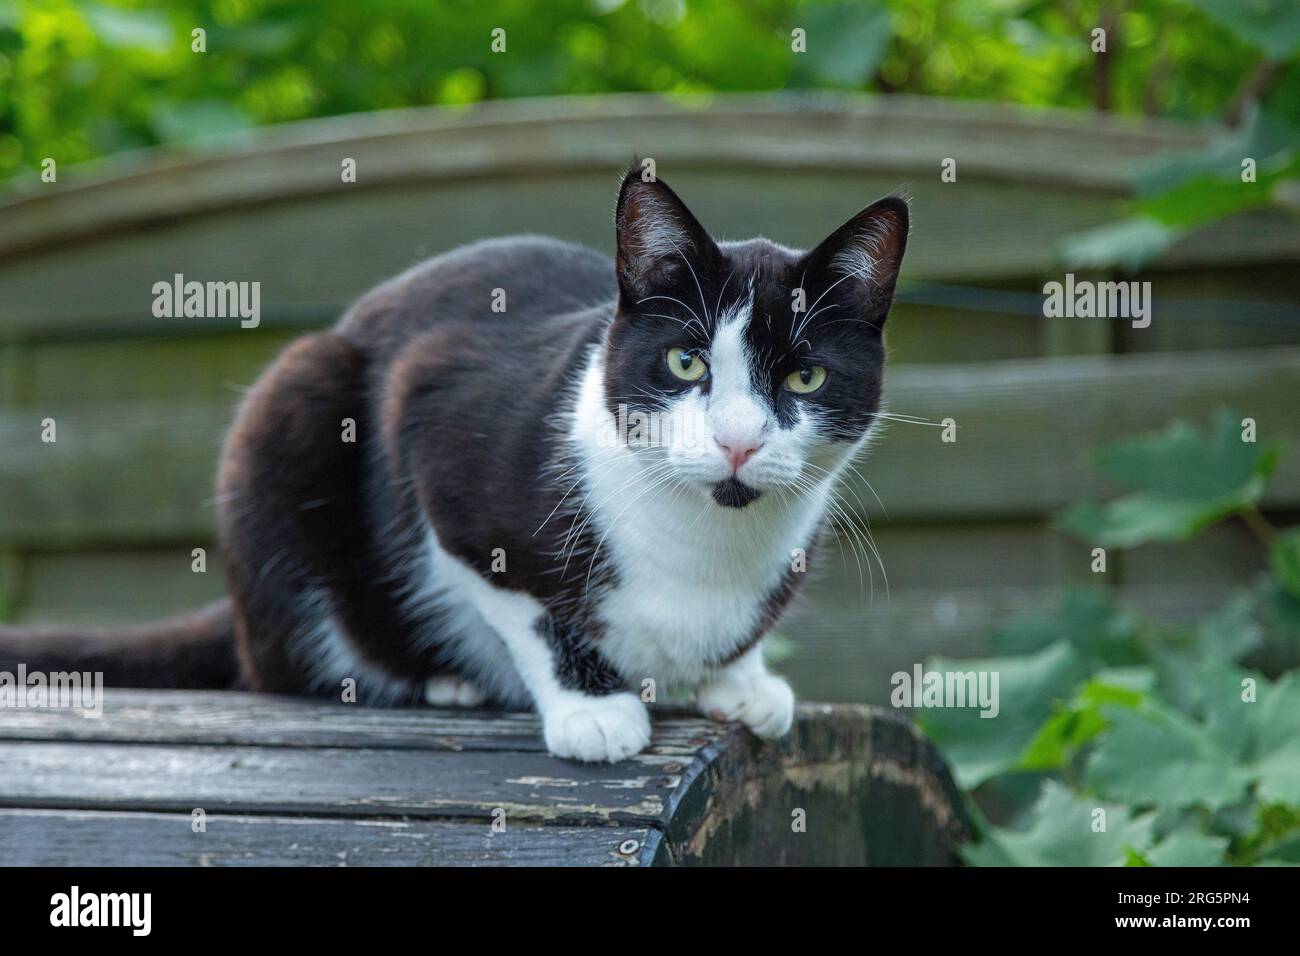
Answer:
xmin=799 ymin=265 xmax=870 ymax=341
xmin=581 ymin=464 xmax=684 ymax=597
xmin=636 ymin=295 xmax=707 ymax=339
xmin=560 ymin=457 xmax=677 ymax=577
xmin=872 ymin=412 xmax=949 ymax=428
xmin=666 ymin=236 xmax=712 ymax=326
xmin=780 ymin=470 xmax=863 ymax=598
xmin=713 ymin=269 xmax=735 ymax=322
xmin=804 ymin=461 xmax=891 ymax=599
xmin=788 ymin=471 xmax=868 ymax=598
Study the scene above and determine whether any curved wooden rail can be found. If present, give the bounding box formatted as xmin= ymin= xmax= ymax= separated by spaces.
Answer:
xmin=2 ymin=94 xmax=1297 ymax=345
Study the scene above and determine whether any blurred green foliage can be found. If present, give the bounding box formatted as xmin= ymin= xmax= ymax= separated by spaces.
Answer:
xmin=921 ymin=410 xmax=1300 ymax=866
xmin=1 ymin=0 xmax=1297 ymax=184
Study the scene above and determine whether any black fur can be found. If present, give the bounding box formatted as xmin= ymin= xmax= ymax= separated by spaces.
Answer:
xmin=539 ymin=617 xmax=626 ymax=695
xmin=0 ymin=170 xmax=908 ymax=711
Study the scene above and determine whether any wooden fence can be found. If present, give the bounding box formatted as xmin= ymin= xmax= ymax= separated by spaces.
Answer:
xmin=1 ymin=94 xmax=1298 ymax=705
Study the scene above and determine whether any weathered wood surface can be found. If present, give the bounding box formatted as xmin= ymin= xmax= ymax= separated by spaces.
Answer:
xmin=0 ymin=810 xmax=658 ymax=867
xmin=2 ymin=95 xmax=1296 ymax=343
xmin=0 ymin=690 xmax=968 ymax=866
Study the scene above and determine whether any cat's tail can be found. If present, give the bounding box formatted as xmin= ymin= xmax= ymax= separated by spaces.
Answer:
xmin=0 ymin=598 xmax=241 ymax=689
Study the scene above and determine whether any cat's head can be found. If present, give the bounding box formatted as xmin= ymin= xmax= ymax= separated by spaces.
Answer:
xmin=602 ymin=170 xmax=908 ymax=508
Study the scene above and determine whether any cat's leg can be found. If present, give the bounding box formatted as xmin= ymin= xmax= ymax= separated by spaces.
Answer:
xmin=440 ymin=560 xmax=649 ymax=761
xmin=217 ymin=332 xmax=425 ymax=702
xmin=695 ymin=642 xmax=795 ymax=739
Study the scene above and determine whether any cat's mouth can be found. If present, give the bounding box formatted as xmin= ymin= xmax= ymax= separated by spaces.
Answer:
xmin=711 ymin=477 xmax=762 ymax=509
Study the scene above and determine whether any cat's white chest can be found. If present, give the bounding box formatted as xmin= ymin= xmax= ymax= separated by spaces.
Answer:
xmin=566 ymin=347 xmax=834 ymax=690
xmin=588 ymin=485 xmax=815 ymax=687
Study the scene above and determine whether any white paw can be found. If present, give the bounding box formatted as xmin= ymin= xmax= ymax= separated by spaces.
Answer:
xmin=696 ymin=671 xmax=795 ymax=739
xmin=424 ymin=675 xmax=486 ymax=707
xmin=542 ymin=692 xmax=651 ymax=763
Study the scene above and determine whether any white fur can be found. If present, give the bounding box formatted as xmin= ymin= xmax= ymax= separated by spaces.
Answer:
xmin=418 ymin=532 xmax=650 ymax=762
xmin=565 ymin=299 xmax=862 ymax=691
xmin=627 ymin=193 xmax=693 ymax=264
xmin=695 ymin=643 xmax=795 ymax=738
xmin=830 ymin=221 xmax=888 ymax=284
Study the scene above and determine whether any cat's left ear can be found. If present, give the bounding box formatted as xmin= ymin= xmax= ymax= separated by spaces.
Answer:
xmin=614 ymin=170 xmax=720 ymax=303
xmin=800 ymin=196 xmax=909 ymax=326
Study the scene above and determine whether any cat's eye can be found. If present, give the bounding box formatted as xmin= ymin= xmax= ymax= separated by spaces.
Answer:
xmin=785 ymin=365 xmax=828 ymax=394
xmin=666 ymin=347 xmax=708 ymax=382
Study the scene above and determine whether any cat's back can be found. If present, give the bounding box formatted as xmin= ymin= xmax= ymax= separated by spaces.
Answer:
xmin=337 ymin=235 xmax=614 ymax=357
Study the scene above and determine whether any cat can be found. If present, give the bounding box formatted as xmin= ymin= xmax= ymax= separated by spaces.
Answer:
xmin=0 ymin=169 xmax=908 ymax=763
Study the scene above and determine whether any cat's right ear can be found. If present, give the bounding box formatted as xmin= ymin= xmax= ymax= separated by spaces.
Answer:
xmin=799 ymin=196 xmax=909 ymax=327
xmin=614 ymin=169 xmax=719 ymax=302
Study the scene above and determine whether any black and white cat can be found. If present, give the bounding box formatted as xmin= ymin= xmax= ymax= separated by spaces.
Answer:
xmin=0 ymin=170 xmax=908 ymax=763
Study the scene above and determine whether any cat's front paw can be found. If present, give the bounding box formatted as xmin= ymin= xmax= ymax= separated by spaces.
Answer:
xmin=696 ymin=671 xmax=795 ymax=739
xmin=542 ymin=692 xmax=651 ymax=763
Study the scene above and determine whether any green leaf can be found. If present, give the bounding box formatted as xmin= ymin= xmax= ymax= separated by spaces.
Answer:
xmin=1271 ymin=528 xmax=1300 ymax=601
xmin=793 ymin=3 xmax=893 ymax=87
xmin=1064 ymin=108 xmax=1300 ymax=272
xmin=1057 ymin=216 xmax=1179 ymax=274
xmin=81 ymin=4 xmax=173 ymax=52
xmin=1135 ymin=108 xmax=1300 ymax=199
xmin=992 ymin=588 xmax=1142 ymax=667
xmin=1186 ymin=0 xmax=1300 ymax=60
xmin=1085 ymin=701 xmax=1253 ymax=810
xmin=1256 ymin=831 xmax=1300 ymax=865
xmin=1019 ymin=707 xmax=1108 ymax=772
xmin=1251 ymin=672 xmax=1300 ymax=805
xmin=1019 ymin=675 xmax=1150 ymax=771
xmin=964 ymin=780 xmax=1155 ymax=867
xmin=149 ymin=101 xmax=256 ymax=145
xmin=1146 ymin=829 xmax=1229 ymax=866
xmin=1061 ymin=487 xmax=1264 ymax=547
xmin=916 ymin=640 xmax=1084 ymax=789
xmin=1060 ymin=409 xmax=1279 ymax=548
xmin=1193 ymin=592 xmax=1265 ymax=666
xmin=1139 ymin=161 xmax=1298 ymax=229
xmin=1093 ymin=409 xmax=1277 ymax=498
xmin=1091 ymin=671 xmax=1300 ymax=812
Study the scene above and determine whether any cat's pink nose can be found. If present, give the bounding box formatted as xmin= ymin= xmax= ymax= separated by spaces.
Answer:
xmin=717 ymin=438 xmax=762 ymax=472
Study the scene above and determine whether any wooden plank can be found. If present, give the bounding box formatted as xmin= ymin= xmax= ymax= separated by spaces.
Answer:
xmin=885 ymin=301 xmax=1044 ymax=365
xmin=0 ymin=550 xmax=19 ymax=622
xmin=0 ymin=688 xmax=721 ymax=755
xmin=0 ymin=94 xmax=1213 ymax=258
xmin=853 ymin=346 xmax=1300 ymax=521
xmin=16 ymin=549 xmax=225 ymax=624
xmin=2 ymin=347 xmax=1295 ymax=545
xmin=5 ymin=171 xmax=1295 ymax=341
xmin=0 ymin=809 xmax=656 ymax=866
xmin=0 ymin=399 xmax=227 ymax=546
xmin=0 ymin=739 xmax=686 ymax=824
xmin=0 ymin=173 xmax=1140 ymax=340
xmin=17 ymin=332 xmax=293 ymax=404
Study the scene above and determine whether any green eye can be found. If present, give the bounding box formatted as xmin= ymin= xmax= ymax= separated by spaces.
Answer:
xmin=785 ymin=365 xmax=827 ymax=394
xmin=666 ymin=347 xmax=707 ymax=382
